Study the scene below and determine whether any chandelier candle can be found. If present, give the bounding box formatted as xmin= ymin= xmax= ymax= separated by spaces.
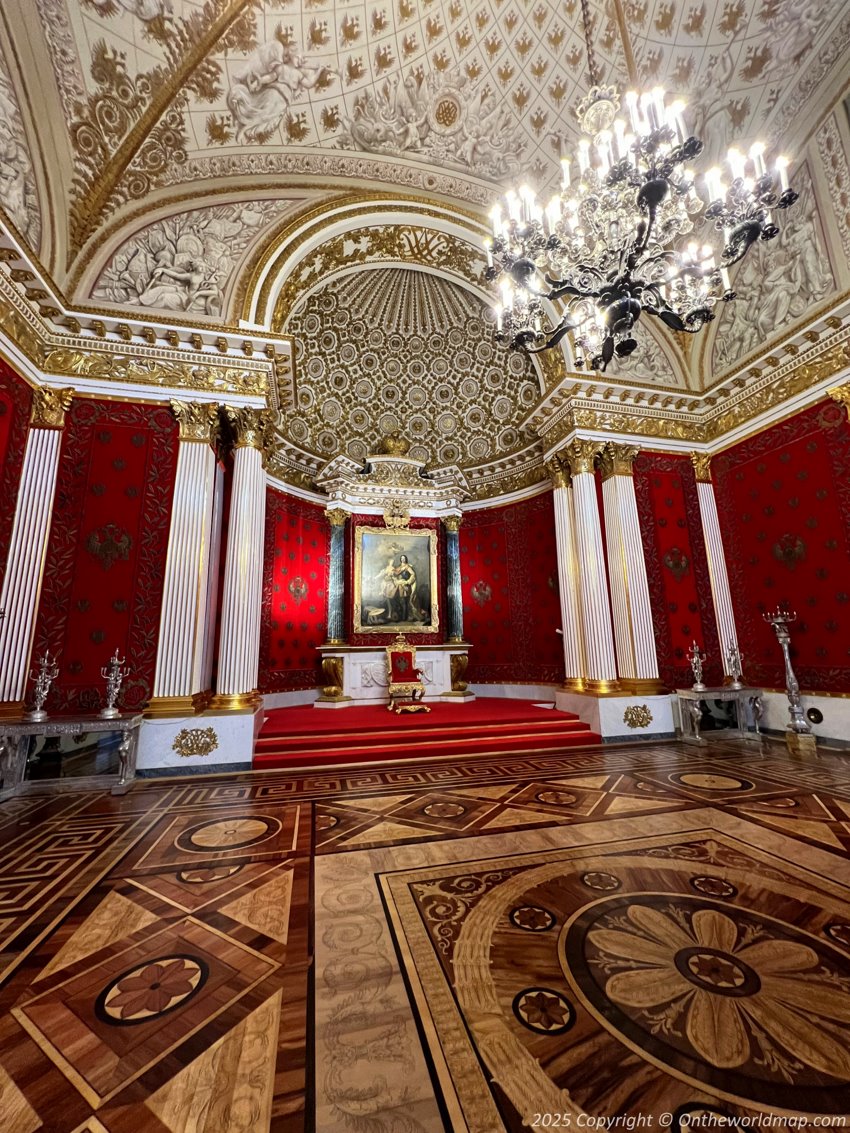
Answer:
xmin=486 ymin=73 xmax=799 ymax=370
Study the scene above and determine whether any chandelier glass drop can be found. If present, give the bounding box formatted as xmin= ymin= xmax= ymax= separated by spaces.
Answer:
xmin=485 ymin=8 xmax=799 ymax=371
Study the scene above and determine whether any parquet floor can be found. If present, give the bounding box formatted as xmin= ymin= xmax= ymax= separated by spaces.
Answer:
xmin=1 ymin=737 xmax=850 ymax=1131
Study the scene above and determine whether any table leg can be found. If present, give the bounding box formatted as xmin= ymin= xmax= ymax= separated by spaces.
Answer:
xmin=112 ymin=728 xmax=138 ymax=794
xmin=0 ymin=734 xmax=26 ymax=798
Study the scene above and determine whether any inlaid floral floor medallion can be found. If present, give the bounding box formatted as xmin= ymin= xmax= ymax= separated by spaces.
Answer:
xmin=379 ymin=817 xmax=850 ymax=1129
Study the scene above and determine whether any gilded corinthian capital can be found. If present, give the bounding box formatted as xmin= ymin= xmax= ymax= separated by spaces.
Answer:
xmin=690 ymin=452 xmax=712 ymax=483
xmin=828 ymin=383 xmax=850 ymax=423
xmin=562 ymin=438 xmax=603 ymax=476
xmin=171 ymin=399 xmax=219 ymax=444
xmin=325 ymin=507 xmax=349 ymax=528
xmin=30 ymin=386 xmax=73 ymax=429
xmin=545 ymin=456 xmax=570 ymax=489
xmin=599 ymin=442 xmax=641 ymax=480
xmin=222 ymin=405 xmax=273 ymax=453
xmin=442 ymin=514 xmax=462 ymax=533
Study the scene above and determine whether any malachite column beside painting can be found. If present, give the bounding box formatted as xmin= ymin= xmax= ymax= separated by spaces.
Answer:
xmin=0 ymin=388 xmax=73 ymax=718
xmin=443 ymin=514 xmax=464 ymax=643
xmin=325 ymin=507 xmax=348 ymax=644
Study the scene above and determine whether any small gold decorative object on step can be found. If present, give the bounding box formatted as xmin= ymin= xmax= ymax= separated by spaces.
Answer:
xmin=172 ymin=727 xmax=219 ymax=758
xmin=623 ymin=704 xmax=653 ymax=729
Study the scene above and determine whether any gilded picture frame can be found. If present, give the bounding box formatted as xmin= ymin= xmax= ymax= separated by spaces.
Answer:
xmin=353 ymin=526 xmax=439 ymax=634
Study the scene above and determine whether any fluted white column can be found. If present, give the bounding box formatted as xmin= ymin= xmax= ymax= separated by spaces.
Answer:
xmin=148 ymin=401 xmax=219 ymax=715
xmin=0 ymin=388 xmax=72 ymax=715
xmin=210 ymin=407 xmax=269 ymax=709
xmin=691 ymin=453 xmax=739 ymax=677
xmin=600 ymin=444 xmax=663 ymax=692
xmin=547 ymin=458 xmax=585 ymax=688
xmin=563 ymin=439 xmax=621 ymax=693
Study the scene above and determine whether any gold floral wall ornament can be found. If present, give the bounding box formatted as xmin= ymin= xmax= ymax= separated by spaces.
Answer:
xmin=690 ymin=452 xmax=713 ymax=482
xmin=623 ymin=704 xmax=653 ymax=729
xmin=383 ymin=500 xmax=411 ymax=530
xmin=30 ymin=387 xmax=74 ymax=429
xmin=172 ymin=726 xmax=219 ymax=758
xmin=170 ymin=399 xmax=220 ymax=444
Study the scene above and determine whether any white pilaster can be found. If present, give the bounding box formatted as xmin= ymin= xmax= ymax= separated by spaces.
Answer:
xmin=600 ymin=445 xmax=661 ymax=691
xmin=548 ymin=460 xmax=585 ymax=686
xmin=694 ymin=472 xmax=740 ymax=676
xmin=0 ymin=389 xmax=72 ymax=713
xmin=149 ymin=401 xmax=219 ymax=713
xmin=563 ymin=440 xmax=620 ymax=692
xmin=211 ymin=407 xmax=269 ymax=708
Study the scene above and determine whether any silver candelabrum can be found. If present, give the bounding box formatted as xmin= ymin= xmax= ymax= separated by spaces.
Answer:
xmin=100 ymin=649 xmax=130 ymax=719
xmin=726 ymin=644 xmax=745 ymax=689
xmin=687 ymin=640 xmax=707 ymax=691
xmin=26 ymin=651 xmax=59 ymax=722
xmin=763 ymin=607 xmax=811 ymax=734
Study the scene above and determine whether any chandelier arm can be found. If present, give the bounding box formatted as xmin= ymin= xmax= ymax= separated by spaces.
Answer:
xmin=520 ymin=317 xmax=580 ymax=353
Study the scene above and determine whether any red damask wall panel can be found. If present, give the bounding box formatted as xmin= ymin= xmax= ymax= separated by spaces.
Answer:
xmin=0 ymin=360 xmax=33 ymax=584
xmin=712 ymin=399 xmax=850 ymax=693
xmin=633 ymin=453 xmax=722 ymax=689
xmin=33 ymin=399 xmax=178 ymax=713
xmin=460 ymin=491 xmax=564 ymax=684
xmin=258 ymin=488 xmax=329 ymax=692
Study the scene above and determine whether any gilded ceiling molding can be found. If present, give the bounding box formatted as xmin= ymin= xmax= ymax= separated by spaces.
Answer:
xmin=827 ymin=383 xmax=850 ymax=422
xmin=690 ymin=453 xmax=713 ymax=483
xmin=598 ymin=443 xmax=641 ymax=480
xmin=30 ymin=386 xmax=72 ymax=429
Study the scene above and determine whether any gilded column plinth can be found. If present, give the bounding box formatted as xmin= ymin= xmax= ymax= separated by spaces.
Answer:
xmin=546 ymin=456 xmax=585 ymax=691
xmin=563 ymin=440 xmax=621 ymax=694
xmin=147 ymin=401 xmax=220 ymax=718
xmin=325 ymin=507 xmax=348 ymax=645
xmin=209 ymin=407 xmax=268 ymax=711
xmin=443 ymin=514 xmax=464 ymax=644
xmin=0 ymin=388 xmax=73 ymax=714
xmin=690 ymin=451 xmax=740 ymax=678
xmin=600 ymin=443 xmax=665 ymax=695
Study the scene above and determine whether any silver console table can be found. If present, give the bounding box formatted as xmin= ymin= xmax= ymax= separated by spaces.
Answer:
xmin=675 ymin=687 xmax=764 ymax=745
xmin=0 ymin=714 xmax=143 ymax=801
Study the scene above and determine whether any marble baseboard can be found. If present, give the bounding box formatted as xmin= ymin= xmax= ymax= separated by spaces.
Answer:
xmin=136 ymin=761 xmax=249 ymax=777
xmin=554 ymin=691 xmax=676 ymax=739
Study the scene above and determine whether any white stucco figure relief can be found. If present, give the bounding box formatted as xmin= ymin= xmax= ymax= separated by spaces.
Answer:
xmin=608 ymin=330 xmax=680 ymax=386
xmin=91 ymin=201 xmax=292 ymax=314
xmin=712 ymin=167 xmax=834 ymax=372
xmin=0 ymin=58 xmax=41 ymax=248
xmin=227 ymin=36 xmax=334 ymax=143
xmin=337 ymin=69 xmax=524 ymax=179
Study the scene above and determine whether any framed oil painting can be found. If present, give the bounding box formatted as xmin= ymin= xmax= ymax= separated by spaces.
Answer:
xmin=353 ymin=526 xmax=439 ymax=634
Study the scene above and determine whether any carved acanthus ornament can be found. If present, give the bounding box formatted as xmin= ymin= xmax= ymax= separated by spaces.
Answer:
xmin=171 ymin=400 xmax=219 ymax=444
xmin=562 ymin=438 xmax=603 ymax=476
xmin=325 ymin=508 xmax=349 ymax=528
xmin=828 ymin=383 xmax=850 ymax=423
xmin=43 ymin=348 xmax=267 ymax=398
xmin=172 ymin=727 xmax=219 ymax=758
xmin=222 ymin=406 xmax=273 ymax=454
xmin=690 ymin=453 xmax=713 ymax=483
xmin=544 ymin=456 xmax=570 ymax=489
xmin=320 ymin=657 xmax=345 ymax=699
xmin=442 ymin=515 xmax=462 ymax=533
xmin=383 ymin=500 xmax=411 ymax=530
xmin=30 ymin=387 xmax=74 ymax=429
xmin=623 ymin=705 xmax=653 ymax=729
xmin=599 ymin=443 xmax=641 ymax=480
xmin=450 ymin=653 xmax=469 ymax=693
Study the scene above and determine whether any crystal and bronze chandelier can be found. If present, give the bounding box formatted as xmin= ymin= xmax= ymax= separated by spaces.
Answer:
xmin=485 ymin=0 xmax=799 ymax=371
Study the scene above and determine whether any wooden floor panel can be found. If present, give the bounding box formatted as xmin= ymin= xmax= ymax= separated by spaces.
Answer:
xmin=0 ymin=737 xmax=848 ymax=1131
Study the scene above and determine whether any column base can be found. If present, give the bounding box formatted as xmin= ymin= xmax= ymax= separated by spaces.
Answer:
xmin=628 ymin=678 xmax=668 ymax=695
xmin=786 ymin=731 xmax=817 ymax=756
xmin=561 ymin=678 xmax=586 ymax=692
xmin=0 ymin=701 xmax=25 ymax=721
xmin=206 ymin=691 xmax=263 ymax=713
xmin=583 ymin=678 xmax=625 ymax=697
xmin=555 ymin=689 xmax=675 ymax=741
xmin=324 ymin=638 xmax=346 ymax=646
xmin=145 ymin=692 xmax=211 ymax=718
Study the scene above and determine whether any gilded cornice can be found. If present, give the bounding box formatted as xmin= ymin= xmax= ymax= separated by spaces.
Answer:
xmin=171 ymin=399 xmax=220 ymax=445
xmin=599 ymin=442 xmax=641 ymax=480
xmin=828 ymin=382 xmax=850 ymax=422
xmin=30 ymin=387 xmax=73 ymax=429
xmin=690 ymin=452 xmax=713 ymax=483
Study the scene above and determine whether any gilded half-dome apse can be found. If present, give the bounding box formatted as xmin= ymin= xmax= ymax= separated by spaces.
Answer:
xmin=284 ymin=266 xmax=541 ymax=469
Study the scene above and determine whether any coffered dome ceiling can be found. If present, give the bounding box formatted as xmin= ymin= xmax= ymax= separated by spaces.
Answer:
xmin=284 ymin=266 xmax=541 ymax=468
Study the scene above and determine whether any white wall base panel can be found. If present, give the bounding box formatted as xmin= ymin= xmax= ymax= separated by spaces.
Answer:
xmin=136 ymin=708 xmax=264 ymax=771
xmin=554 ymin=691 xmax=676 ymax=739
xmin=758 ymin=691 xmax=850 ymax=746
xmin=468 ymin=683 xmax=559 ymax=703
xmin=262 ymin=689 xmax=319 ymax=710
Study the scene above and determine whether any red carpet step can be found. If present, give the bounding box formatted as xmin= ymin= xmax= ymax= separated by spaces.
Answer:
xmin=254 ymin=698 xmax=601 ymax=769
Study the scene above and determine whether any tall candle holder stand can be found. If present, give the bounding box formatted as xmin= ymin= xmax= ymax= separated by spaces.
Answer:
xmin=100 ymin=649 xmax=130 ymax=719
xmin=686 ymin=641 xmax=707 ymax=691
xmin=26 ymin=652 xmax=59 ymax=722
xmin=763 ymin=607 xmax=816 ymax=754
xmin=726 ymin=644 xmax=745 ymax=689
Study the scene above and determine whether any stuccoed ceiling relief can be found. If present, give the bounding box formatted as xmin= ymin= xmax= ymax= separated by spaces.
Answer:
xmin=0 ymin=43 xmax=41 ymax=250
xmin=283 ymin=265 xmax=541 ymax=469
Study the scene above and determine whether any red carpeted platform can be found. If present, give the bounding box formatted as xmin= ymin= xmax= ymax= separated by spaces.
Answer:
xmin=254 ymin=698 xmax=602 ymax=768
